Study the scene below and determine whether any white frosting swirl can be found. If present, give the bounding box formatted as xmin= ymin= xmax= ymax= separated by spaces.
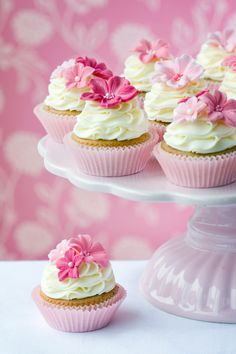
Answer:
xmin=73 ymin=99 xmax=148 ymax=141
xmin=220 ymin=70 xmax=236 ymax=99
xmin=123 ymin=55 xmax=156 ymax=92
xmin=44 ymin=77 xmax=87 ymax=111
xmin=197 ymin=44 xmax=228 ymax=81
xmin=41 ymin=262 xmax=116 ymax=300
xmin=164 ymin=119 xmax=236 ymax=154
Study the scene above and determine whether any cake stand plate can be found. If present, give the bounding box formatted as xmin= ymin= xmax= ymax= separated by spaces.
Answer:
xmin=38 ymin=136 xmax=236 ymax=323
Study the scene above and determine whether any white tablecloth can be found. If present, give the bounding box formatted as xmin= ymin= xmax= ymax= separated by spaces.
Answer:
xmin=0 ymin=260 xmax=235 ymax=354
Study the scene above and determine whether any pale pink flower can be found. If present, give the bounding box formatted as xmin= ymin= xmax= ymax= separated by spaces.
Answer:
xmin=174 ymin=96 xmax=206 ymax=122
xmin=56 ymin=248 xmax=82 ymax=281
xmin=62 ymin=62 xmax=94 ymax=89
xmin=222 ymin=55 xmax=236 ymax=72
xmin=48 ymin=239 xmax=70 ymax=264
xmin=199 ymin=90 xmax=236 ymax=126
xmin=76 ymin=56 xmax=113 ymax=79
xmin=133 ymin=39 xmax=170 ymax=63
xmin=207 ymin=29 xmax=236 ymax=52
xmin=152 ymin=54 xmax=204 ymax=88
xmin=81 ymin=76 xmax=138 ymax=108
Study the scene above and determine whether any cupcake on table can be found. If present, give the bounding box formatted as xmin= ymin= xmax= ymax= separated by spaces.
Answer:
xmin=123 ymin=38 xmax=172 ymax=104
xmin=64 ymin=75 xmax=157 ymax=177
xmin=197 ymin=29 xmax=236 ymax=84
xmin=34 ymin=56 xmax=112 ymax=143
xmin=144 ymin=54 xmax=205 ymax=140
xmin=220 ymin=55 xmax=236 ymax=99
xmin=155 ymin=89 xmax=236 ymax=188
xmin=32 ymin=234 xmax=126 ymax=333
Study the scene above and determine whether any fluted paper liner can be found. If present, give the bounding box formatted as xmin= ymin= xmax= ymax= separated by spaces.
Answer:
xmin=32 ymin=284 xmax=126 ymax=333
xmin=149 ymin=121 xmax=167 ymax=142
xmin=34 ymin=103 xmax=78 ymax=144
xmin=155 ymin=143 xmax=236 ymax=188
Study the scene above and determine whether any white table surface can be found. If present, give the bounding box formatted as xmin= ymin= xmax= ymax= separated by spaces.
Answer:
xmin=0 ymin=260 xmax=236 ymax=354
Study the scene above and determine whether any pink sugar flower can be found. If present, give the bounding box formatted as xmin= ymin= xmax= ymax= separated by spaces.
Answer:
xmin=178 ymin=89 xmax=209 ymax=104
xmin=56 ymin=248 xmax=82 ymax=281
xmin=207 ymin=29 xmax=236 ymax=52
xmin=76 ymin=56 xmax=113 ymax=79
xmin=81 ymin=76 xmax=138 ymax=108
xmin=63 ymin=62 xmax=94 ymax=89
xmin=199 ymin=90 xmax=236 ymax=126
xmin=174 ymin=96 xmax=206 ymax=122
xmin=48 ymin=239 xmax=71 ymax=264
xmin=133 ymin=39 xmax=170 ymax=63
xmin=152 ymin=54 xmax=204 ymax=88
xmin=222 ymin=55 xmax=236 ymax=71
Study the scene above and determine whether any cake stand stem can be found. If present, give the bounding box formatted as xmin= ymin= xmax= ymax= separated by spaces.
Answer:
xmin=140 ymin=204 xmax=236 ymax=323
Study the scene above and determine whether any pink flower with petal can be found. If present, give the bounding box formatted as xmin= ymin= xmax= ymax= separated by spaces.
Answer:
xmin=48 ymin=239 xmax=71 ymax=264
xmin=174 ymin=96 xmax=206 ymax=122
xmin=76 ymin=56 xmax=113 ymax=79
xmin=199 ymin=90 xmax=236 ymax=126
xmin=152 ymin=54 xmax=204 ymax=88
xmin=207 ymin=29 xmax=236 ymax=52
xmin=178 ymin=89 xmax=209 ymax=104
xmin=133 ymin=39 xmax=171 ymax=63
xmin=62 ymin=62 xmax=94 ymax=89
xmin=56 ymin=248 xmax=82 ymax=281
xmin=222 ymin=55 xmax=236 ymax=72
xmin=81 ymin=76 xmax=138 ymax=108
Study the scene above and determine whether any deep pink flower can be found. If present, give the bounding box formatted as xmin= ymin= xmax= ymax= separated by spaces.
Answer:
xmin=178 ymin=89 xmax=209 ymax=104
xmin=207 ymin=29 xmax=236 ymax=52
xmin=62 ymin=62 xmax=94 ymax=89
xmin=199 ymin=90 xmax=236 ymax=126
xmin=56 ymin=248 xmax=82 ymax=281
xmin=133 ymin=39 xmax=170 ymax=63
xmin=76 ymin=56 xmax=113 ymax=79
xmin=81 ymin=76 xmax=138 ymax=108
xmin=48 ymin=239 xmax=71 ymax=264
xmin=222 ymin=55 xmax=236 ymax=72
xmin=152 ymin=54 xmax=204 ymax=88
xmin=174 ymin=96 xmax=206 ymax=122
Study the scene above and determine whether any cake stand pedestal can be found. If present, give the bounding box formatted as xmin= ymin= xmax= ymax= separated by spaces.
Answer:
xmin=38 ymin=136 xmax=236 ymax=323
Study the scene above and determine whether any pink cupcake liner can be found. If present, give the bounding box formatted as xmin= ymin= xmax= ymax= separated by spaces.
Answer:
xmin=34 ymin=103 xmax=78 ymax=144
xmin=64 ymin=129 xmax=158 ymax=177
xmin=155 ymin=143 xmax=236 ymax=188
xmin=32 ymin=285 xmax=126 ymax=333
xmin=149 ymin=121 xmax=167 ymax=142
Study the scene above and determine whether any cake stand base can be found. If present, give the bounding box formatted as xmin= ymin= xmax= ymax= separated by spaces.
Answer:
xmin=140 ymin=204 xmax=236 ymax=323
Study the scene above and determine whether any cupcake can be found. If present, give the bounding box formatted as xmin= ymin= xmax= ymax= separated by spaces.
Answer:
xmin=32 ymin=234 xmax=126 ymax=332
xmin=220 ymin=55 xmax=236 ymax=99
xmin=64 ymin=75 xmax=157 ymax=176
xmin=123 ymin=39 xmax=171 ymax=105
xmin=34 ymin=56 xmax=112 ymax=143
xmin=197 ymin=29 xmax=236 ymax=84
xmin=144 ymin=54 xmax=205 ymax=140
xmin=155 ymin=90 xmax=236 ymax=188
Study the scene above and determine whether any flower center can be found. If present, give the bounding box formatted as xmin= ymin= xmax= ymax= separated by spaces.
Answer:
xmin=215 ymin=104 xmax=223 ymax=112
xmin=104 ymin=92 xmax=115 ymax=99
xmin=68 ymin=261 xmax=74 ymax=268
xmin=173 ymin=73 xmax=183 ymax=81
xmin=146 ymin=49 xmax=155 ymax=55
xmin=74 ymin=75 xmax=80 ymax=82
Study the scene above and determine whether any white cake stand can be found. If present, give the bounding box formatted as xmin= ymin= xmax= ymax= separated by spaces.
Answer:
xmin=38 ymin=136 xmax=236 ymax=323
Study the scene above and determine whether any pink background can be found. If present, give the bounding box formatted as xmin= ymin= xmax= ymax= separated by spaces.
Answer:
xmin=1 ymin=0 xmax=235 ymax=260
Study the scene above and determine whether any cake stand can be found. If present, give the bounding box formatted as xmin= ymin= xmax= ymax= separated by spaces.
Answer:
xmin=38 ymin=136 xmax=236 ymax=323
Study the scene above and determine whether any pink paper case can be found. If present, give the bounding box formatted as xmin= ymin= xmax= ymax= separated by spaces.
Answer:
xmin=149 ymin=121 xmax=166 ymax=142
xmin=34 ymin=103 xmax=78 ymax=144
xmin=32 ymin=285 xmax=126 ymax=333
xmin=155 ymin=143 xmax=236 ymax=188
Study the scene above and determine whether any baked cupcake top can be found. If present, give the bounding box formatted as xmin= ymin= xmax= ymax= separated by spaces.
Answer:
xmin=41 ymin=234 xmax=116 ymax=300
xmin=123 ymin=39 xmax=171 ymax=92
xmin=164 ymin=90 xmax=236 ymax=154
xmin=197 ymin=30 xmax=236 ymax=81
xmin=73 ymin=75 xmax=148 ymax=141
xmin=44 ymin=56 xmax=113 ymax=112
xmin=144 ymin=55 xmax=205 ymax=123
xmin=220 ymin=55 xmax=236 ymax=99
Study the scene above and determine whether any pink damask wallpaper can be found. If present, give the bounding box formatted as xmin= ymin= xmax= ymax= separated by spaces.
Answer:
xmin=1 ymin=0 xmax=235 ymax=260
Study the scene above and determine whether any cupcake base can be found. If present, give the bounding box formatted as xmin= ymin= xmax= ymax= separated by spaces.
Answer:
xmin=155 ymin=142 xmax=236 ymax=188
xmin=32 ymin=284 xmax=126 ymax=333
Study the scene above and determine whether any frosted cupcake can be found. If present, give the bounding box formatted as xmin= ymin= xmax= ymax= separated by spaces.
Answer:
xmin=64 ymin=75 xmax=157 ymax=176
xmin=32 ymin=234 xmax=126 ymax=332
xmin=220 ymin=55 xmax=236 ymax=99
xmin=34 ymin=56 xmax=112 ymax=143
xmin=123 ymin=39 xmax=171 ymax=105
xmin=144 ymin=54 xmax=205 ymax=140
xmin=197 ymin=29 xmax=236 ymax=83
xmin=155 ymin=90 xmax=236 ymax=188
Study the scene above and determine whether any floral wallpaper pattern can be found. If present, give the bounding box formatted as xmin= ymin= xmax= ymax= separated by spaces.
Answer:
xmin=0 ymin=0 xmax=235 ymax=259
